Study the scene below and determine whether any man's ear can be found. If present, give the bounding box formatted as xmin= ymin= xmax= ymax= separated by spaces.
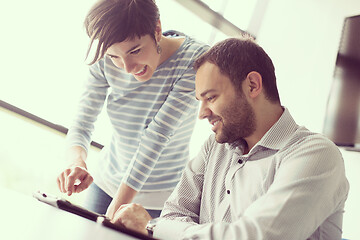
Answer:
xmin=245 ymin=71 xmax=262 ymax=98
xmin=155 ymin=20 xmax=162 ymax=42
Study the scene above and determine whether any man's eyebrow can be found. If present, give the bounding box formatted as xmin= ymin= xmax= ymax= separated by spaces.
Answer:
xmin=196 ymin=89 xmax=217 ymax=100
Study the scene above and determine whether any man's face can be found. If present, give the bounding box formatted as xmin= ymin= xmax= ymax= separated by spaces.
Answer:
xmin=195 ymin=62 xmax=256 ymax=144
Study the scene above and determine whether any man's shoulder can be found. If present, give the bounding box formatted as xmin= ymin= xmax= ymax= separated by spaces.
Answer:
xmin=280 ymin=127 xmax=343 ymax=165
xmin=291 ymin=127 xmax=337 ymax=149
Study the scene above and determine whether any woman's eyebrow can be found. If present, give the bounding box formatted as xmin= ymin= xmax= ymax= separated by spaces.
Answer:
xmin=107 ymin=53 xmax=118 ymax=58
xmin=126 ymin=44 xmax=141 ymax=54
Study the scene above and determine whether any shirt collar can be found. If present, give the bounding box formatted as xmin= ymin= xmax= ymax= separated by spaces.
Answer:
xmin=226 ymin=138 xmax=247 ymax=152
xmin=257 ymin=107 xmax=299 ymax=150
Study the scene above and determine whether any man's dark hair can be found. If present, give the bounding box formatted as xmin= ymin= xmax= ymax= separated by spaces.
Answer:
xmin=84 ymin=0 xmax=160 ymax=64
xmin=194 ymin=36 xmax=280 ymax=103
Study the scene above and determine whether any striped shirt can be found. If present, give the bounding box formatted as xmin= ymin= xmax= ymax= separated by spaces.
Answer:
xmin=67 ymin=35 xmax=209 ymax=208
xmin=156 ymin=107 xmax=349 ymax=240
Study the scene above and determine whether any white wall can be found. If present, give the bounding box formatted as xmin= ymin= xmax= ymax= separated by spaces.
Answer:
xmin=256 ymin=0 xmax=360 ymax=133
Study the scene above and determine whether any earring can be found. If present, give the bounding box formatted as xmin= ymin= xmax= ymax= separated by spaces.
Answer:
xmin=156 ymin=43 xmax=162 ymax=54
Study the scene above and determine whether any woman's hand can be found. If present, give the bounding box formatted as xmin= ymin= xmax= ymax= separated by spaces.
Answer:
xmin=112 ymin=203 xmax=152 ymax=235
xmin=57 ymin=146 xmax=93 ymax=196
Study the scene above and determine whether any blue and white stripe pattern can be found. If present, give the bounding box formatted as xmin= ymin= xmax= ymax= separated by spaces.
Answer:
xmin=67 ymin=36 xmax=209 ymax=195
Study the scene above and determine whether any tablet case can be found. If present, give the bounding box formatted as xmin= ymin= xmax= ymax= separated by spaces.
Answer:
xmin=33 ymin=190 xmax=155 ymax=240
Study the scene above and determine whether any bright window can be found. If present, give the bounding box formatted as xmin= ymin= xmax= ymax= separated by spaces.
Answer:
xmin=0 ymin=0 xmax=255 ymax=195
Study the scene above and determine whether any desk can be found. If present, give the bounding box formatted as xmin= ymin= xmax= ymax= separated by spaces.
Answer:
xmin=0 ymin=188 xmax=141 ymax=240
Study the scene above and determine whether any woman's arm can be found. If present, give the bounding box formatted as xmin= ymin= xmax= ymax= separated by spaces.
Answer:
xmin=58 ymin=61 xmax=109 ymax=195
xmin=57 ymin=145 xmax=93 ymax=196
xmin=106 ymin=183 xmax=137 ymax=219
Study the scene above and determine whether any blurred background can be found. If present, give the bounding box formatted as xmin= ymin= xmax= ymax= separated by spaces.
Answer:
xmin=0 ymin=0 xmax=359 ymax=239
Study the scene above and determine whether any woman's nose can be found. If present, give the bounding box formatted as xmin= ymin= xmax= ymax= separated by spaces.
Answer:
xmin=122 ymin=59 xmax=135 ymax=73
xmin=114 ymin=58 xmax=134 ymax=73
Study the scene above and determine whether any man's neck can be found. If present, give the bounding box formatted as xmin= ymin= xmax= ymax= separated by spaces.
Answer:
xmin=244 ymin=105 xmax=284 ymax=153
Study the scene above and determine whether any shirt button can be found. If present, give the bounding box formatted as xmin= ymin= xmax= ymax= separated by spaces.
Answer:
xmin=238 ymin=159 xmax=243 ymax=164
xmin=227 ymin=190 xmax=230 ymax=194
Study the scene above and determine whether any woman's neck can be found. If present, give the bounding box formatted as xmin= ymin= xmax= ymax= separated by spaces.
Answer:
xmin=158 ymin=35 xmax=185 ymax=65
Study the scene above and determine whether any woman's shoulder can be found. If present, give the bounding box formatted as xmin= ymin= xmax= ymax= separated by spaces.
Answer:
xmin=184 ymin=35 xmax=210 ymax=52
xmin=164 ymin=30 xmax=209 ymax=52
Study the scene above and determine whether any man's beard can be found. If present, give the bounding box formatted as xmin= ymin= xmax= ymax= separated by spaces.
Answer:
xmin=215 ymin=96 xmax=256 ymax=144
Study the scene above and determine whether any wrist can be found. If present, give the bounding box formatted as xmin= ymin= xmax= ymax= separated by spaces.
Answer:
xmin=67 ymin=146 xmax=87 ymax=165
xmin=68 ymin=160 xmax=87 ymax=170
xmin=146 ymin=217 xmax=161 ymax=237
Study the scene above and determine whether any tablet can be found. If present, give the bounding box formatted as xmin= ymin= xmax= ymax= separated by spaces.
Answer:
xmin=33 ymin=190 xmax=155 ymax=240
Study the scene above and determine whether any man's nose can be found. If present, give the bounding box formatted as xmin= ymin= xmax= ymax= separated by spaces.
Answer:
xmin=198 ymin=103 xmax=211 ymax=120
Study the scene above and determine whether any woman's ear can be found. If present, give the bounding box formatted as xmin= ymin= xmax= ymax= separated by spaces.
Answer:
xmin=155 ymin=20 xmax=162 ymax=42
xmin=246 ymin=71 xmax=262 ymax=98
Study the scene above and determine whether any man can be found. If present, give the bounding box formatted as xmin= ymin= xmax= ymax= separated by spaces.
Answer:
xmin=111 ymin=36 xmax=349 ymax=240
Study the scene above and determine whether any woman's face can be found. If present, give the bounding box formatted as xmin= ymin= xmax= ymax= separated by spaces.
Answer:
xmin=106 ymin=34 xmax=161 ymax=82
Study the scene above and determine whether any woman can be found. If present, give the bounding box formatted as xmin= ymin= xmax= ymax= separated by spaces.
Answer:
xmin=56 ymin=0 xmax=208 ymax=219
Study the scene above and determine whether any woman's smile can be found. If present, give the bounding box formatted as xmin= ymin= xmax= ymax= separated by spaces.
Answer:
xmin=134 ymin=65 xmax=147 ymax=76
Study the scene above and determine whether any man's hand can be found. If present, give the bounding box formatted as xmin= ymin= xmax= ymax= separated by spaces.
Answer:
xmin=111 ymin=203 xmax=152 ymax=235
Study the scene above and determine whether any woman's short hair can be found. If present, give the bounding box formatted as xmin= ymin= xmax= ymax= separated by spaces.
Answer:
xmin=84 ymin=0 xmax=160 ymax=64
xmin=194 ymin=35 xmax=280 ymax=103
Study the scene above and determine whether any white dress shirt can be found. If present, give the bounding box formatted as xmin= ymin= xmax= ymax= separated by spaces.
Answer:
xmin=155 ymin=108 xmax=349 ymax=240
